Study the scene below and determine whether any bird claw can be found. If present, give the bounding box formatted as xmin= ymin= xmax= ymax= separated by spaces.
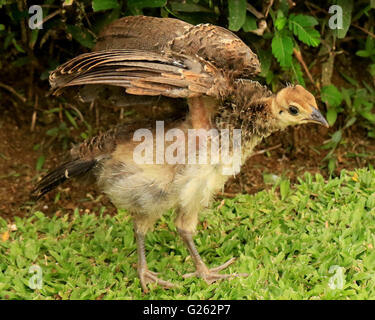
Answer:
xmin=182 ymin=257 xmax=248 ymax=284
xmin=139 ymin=269 xmax=175 ymax=293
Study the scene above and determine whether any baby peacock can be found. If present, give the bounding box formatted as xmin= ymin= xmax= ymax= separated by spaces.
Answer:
xmin=32 ymin=80 xmax=328 ymax=291
xmin=33 ymin=16 xmax=328 ymax=292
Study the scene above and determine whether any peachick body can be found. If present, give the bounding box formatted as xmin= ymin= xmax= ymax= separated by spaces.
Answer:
xmin=33 ymin=16 xmax=329 ymax=291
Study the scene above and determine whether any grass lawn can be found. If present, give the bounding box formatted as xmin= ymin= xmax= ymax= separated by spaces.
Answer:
xmin=1 ymin=168 xmax=375 ymax=299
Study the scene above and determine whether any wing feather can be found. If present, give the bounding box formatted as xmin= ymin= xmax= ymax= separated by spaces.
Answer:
xmin=49 ymin=49 xmax=227 ymax=98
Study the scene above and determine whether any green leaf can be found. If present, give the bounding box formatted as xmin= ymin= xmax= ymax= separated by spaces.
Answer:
xmin=228 ymin=0 xmax=247 ymax=31
xmin=370 ymin=64 xmax=375 ymax=77
xmin=280 ymin=179 xmax=290 ymax=200
xmin=24 ymin=240 xmax=38 ymax=260
xmin=127 ymin=0 xmax=166 ymax=9
xmin=242 ymin=14 xmax=257 ymax=32
xmin=279 ymin=0 xmax=290 ymax=15
xmin=271 ymin=31 xmax=293 ymax=67
xmin=328 ymin=157 xmax=336 ymax=175
xmin=12 ymin=56 xmax=30 ymax=67
xmin=356 ymin=49 xmax=375 ymax=58
xmin=321 ymin=85 xmax=343 ymax=108
xmin=4 ymin=32 xmax=13 ymax=50
xmin=66 ymin=25 xmax=95 ymax=49
xmin=30 ymin=29 xmax=39 ymax=48
xmin=288 ymin=14 xmax=320 ymax=47
xmin=64 ymin=110 xmax=78 ymax=129
xmin=36 ymin=155 xmax=45 ymax=172
xmin=265 ymin=69 xmax=274 ymax=85
xmin=170 ymin=2 xmax=212 ymax=13
xmin=331 ymin=130 xmax=342 ymax=144
xmin=343 ymin=117 xmax=356 ymax=130
xmin=33 ymin=211 xmax=45 ymax=219
xmin=339 ymin=72 xmax=358 ymax=87
xmin=365 ymin=35 xmax=374 ymax=51
xmin=257 ymin=49 xmax=272 ymax=78
xmin=360 ymin=111 xmax=375 ymax=123
xmin=275 ymin=10 xmax=287 ymax=31
xmin=12 ymin=38 xmax=25 ymax=53
xmin=92 ymin=0 xmax=119 ymax=11
xmin=46 ymin=127 xmax=59 ymax=137
xmin=290 ymin=58 xmax=305 ymax=86
xmin=292 ymin=14 xmax=318 ymax=27
xmin=326 ymin=108 xmax=338 ymax=126
xmin=334 ymin=0 xmax=353 ymax=39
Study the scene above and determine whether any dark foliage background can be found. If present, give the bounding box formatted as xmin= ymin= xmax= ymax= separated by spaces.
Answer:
xmin=0 ymin=0 xmax=374 ymax=175
xmin=1 ymin=0 xmax=375 ymax=300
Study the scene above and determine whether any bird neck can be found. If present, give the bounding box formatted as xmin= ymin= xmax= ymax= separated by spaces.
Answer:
xmin=215 ymin=81 xmax=280 ymax=140
xmin=212 ymin=81 xmax=282 ymax=163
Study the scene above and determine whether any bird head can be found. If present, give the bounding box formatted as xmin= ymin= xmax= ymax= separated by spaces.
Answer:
xmin=271 ymin=85 xmax=329 ymax=129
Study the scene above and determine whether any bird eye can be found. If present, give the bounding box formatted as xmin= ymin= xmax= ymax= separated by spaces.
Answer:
xmin=288 ymin=106 xmax=299 ymax=115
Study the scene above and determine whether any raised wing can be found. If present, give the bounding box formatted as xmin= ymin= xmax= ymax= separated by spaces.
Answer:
xmin=95 ymin=16 xmax=192 ymax=52
xmin=49 ymin=49 xmax=229 ymax=99
xmin=95 ymin=16 xmax=261 ymax=79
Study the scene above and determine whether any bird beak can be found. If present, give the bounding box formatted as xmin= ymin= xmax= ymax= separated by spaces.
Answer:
xmin=307 ymin=107 xmax=329 ymax=128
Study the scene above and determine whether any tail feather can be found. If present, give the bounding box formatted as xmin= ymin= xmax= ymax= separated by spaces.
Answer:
xmin=31 ymin=159 xmax=97 ymax=200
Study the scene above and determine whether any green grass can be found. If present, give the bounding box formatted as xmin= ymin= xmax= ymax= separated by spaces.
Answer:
xmin=1 ymin=168 xmax=375 ymax=299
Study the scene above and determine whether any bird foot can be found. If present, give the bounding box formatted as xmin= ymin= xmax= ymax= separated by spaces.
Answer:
xmin=139 ymin=269 xmax=175 ymax=293
xmin=182 ymin=257 xmax=248 ymax=284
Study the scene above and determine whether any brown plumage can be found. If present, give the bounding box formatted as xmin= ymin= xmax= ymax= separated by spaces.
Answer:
xmin=50 ymin=15 xmax=261 ymax=129
xmin=36 ymin=16 xmax=329 ymax=291
xmin=32 ymin=79 xmax=328 ymax=291
xmin=94 ymin=16 xmax=261 ymax=78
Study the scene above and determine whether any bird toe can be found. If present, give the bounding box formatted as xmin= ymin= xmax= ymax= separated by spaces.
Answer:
xmin=182 ymin=258 xmax=248 ymax=284
xmin=139 ymin=269 xmax=175 ymax=292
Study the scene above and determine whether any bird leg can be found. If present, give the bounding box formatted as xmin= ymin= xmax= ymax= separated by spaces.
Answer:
xmin=188 ymin=96 xmax=217 ymax=130
xmin=177 ymin=228 xmax=248 ymax=284
xmin=134 ymin=230 xmax=175 ymax=292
